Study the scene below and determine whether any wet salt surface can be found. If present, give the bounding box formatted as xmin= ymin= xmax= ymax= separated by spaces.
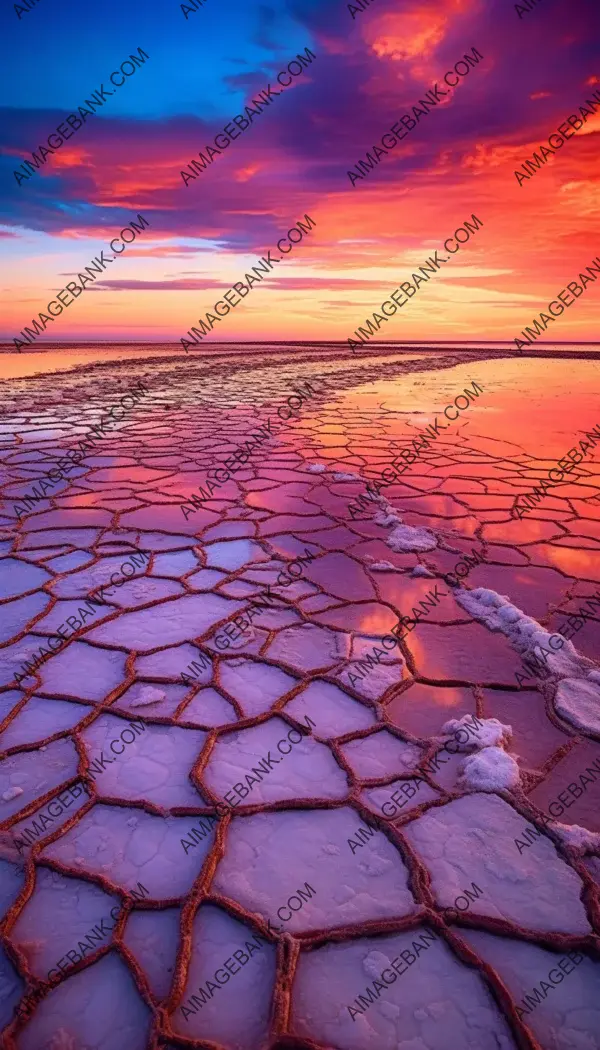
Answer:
xmin=1 ymin=352 xmax=600 ymax=1049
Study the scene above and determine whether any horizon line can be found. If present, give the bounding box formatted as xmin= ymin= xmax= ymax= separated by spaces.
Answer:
xmin=2 ymin=339 xmax=600 ymax=349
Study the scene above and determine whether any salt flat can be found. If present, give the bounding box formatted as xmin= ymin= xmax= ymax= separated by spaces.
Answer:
xmin=1 ymin=347 xmax=600 ymax=1050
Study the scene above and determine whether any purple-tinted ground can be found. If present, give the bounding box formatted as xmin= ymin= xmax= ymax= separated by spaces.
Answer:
xmin=1 ymin=346 xmax=600 ymax=1050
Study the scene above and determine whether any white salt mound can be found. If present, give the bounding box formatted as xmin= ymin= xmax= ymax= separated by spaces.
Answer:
xmin=386 ymin=524 xmax=438 ymax=553
xmin=2 ymin=786 xmax=23 ymax=803
xmin=453 ymin=587 xmax=588 ymax=679
xmin=452 ymin=587 xmax=600 ymax=736
xmin=443 ymin=715 xmax=512 ymax=752
xmin=306 ymin=463 xmax=327 ymax=473
xmin=550 ymin=822 xmax=600 ymax=855
xmin=459 ymin=747 xmax=521 ymax=791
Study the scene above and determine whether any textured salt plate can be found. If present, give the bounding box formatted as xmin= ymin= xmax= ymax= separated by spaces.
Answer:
xmin=0 ymin=858 xmax=26 ymax=919
xmin=37 ymin=642 xmax=128 ymax=703
xmin=219 ymin=659 xmax=298 ymax=717
xmin=336 ymin=659 xmax=404 ymax=701
xmin=10 ymin=868 xmax=118 ymax=979
xmin=0 ymin=738 xmax=79 ymax=818
xmin=212 ymin=808 xmax=418 ymax=932
xmin=1 ymin=697 xmax=93 ymax=750
xmin=0 ymin=558 xmax=52 ymax=600
xmin=137 ymin=643 xmax=213 ymax=683
xmin=103 ymin=576 xmax=185 ymax=609
xmin=17 ymin=954 xmax=152 ymax=1050
xmin=123 ymin=907 xmax=180 ymax=1001
xmin=203 ymin=718 xmax=349 ymax=804
xmin=87 ymin=593 xmax=246 ymax=650
xmin=283 ymin=679 xmax=376 ymax=738
xmin=360 ymin=776 xmax=441 ymax=817
xmin=49 ymin=555 xmax=148 ymax=599
xmin=404 ymin=794 xmax=590 ymax=933
xmin=554 ymin=677 xmax=600 ymax=735
xmin=80 ymin=716 xmax=208 ymax=808
xmin=461 ymin=929 xmax=600 ymax=1050
xmin=170 ymin=904 xmax=276 ymax=1046
xmin=1 ymin=592 xmax=50 ymax=644
xmin=180 ymin=687 xmax=238 ymax=727
xmin=3 ymin=367 xmax=600 ymax=1046
xmin=341 ymin=731 xmax=422 ymax=780
xmin=290 ymin=927 xmax=516 ymax=1049
xmin=41 ymin=805 xmax=216 ymax=900
xmin=265 ymin=622 xmax=350 ymax=671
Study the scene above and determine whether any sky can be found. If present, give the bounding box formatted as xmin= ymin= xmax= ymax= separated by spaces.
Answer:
xmin=1 ymin=0 xmax=600 ymax=346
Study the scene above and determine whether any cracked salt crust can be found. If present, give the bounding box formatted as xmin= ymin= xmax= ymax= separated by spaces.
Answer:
xmin=2 ymin=363 xmax=600 ymax=1049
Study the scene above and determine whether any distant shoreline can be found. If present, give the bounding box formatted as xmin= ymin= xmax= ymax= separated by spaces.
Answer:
xmin=2 ymin=339 xmax=599 ymax=353
xmin=3 ymin=340 xmax=600 ymax=389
